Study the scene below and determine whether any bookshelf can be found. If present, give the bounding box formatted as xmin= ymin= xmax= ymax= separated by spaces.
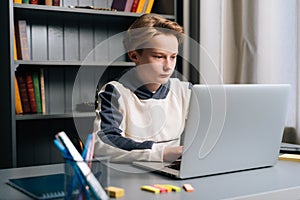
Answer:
xmin=1 ymin=0 xmax=183 ymax=168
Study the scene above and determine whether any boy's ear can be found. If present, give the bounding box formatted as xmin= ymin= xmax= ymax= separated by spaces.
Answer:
xmin=128 ymin=51 xmax=139 ymax=64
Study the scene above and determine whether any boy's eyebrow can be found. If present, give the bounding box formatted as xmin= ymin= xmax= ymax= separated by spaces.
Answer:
xmin=151 ymin=49 xmax=178 ymax=55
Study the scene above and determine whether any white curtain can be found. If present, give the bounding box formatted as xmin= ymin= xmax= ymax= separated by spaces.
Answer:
xmin=198 ymin=0 xmax=300 ymax=143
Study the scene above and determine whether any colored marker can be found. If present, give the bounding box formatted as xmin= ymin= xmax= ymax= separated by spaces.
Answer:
xmin=106 ymin=186 xmax=125 ymax=198
xmin=163 ymin=184 xmax=181 ymax=192
xmin=152 ymin=185 xmax=167 ymax=193
xmin=141 ymin=186 xmax=160 ymax=194
xmin=183 ymin=184 xmax=194 ymax=192
xmin=153 ymin=184 xmax=172 ymax=192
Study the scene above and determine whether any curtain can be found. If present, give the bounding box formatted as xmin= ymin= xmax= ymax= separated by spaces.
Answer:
xmin=198 ymin=0 xmax=299 ymax=143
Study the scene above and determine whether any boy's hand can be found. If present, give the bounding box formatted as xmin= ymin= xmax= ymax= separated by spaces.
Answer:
xmin=163 ymin=146 xmax=183 ymax=162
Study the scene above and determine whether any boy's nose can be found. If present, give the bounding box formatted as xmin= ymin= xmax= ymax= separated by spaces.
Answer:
xmin=163 ymin=59 xmax=173 ymax=71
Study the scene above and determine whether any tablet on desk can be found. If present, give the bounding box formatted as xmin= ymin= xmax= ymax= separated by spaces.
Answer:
xmin=7 ymin=173 xmax=65 ymax=200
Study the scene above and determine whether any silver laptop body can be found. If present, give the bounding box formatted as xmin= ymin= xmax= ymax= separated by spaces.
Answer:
xmin=133 ymin=84 xmax=290 ymax=179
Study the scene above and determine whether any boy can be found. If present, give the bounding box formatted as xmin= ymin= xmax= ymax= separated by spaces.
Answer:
xmin=93 ymin=14 xmax=192 ymax=163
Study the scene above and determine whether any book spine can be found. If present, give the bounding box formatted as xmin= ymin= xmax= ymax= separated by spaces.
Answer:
xmin=13 ymin=34 xmax=18 ymax=60
xmin=25 ymin=72 xmax=37 ymax=113
xmin=145 ymin=0 xmax=154 ymax=13
xmin=16 ymin=72 xmax=31 ymax=113
xmin=14 ymin=75 xmax=23 ymax=114
xmin=53 ymin=0 xmax=60 ymax=6
xmin=14 ymin=0 xmax=22 ymax=4
xmin=45 ymin=0 xmax=52 ymax=6
xmin=38 ymin=0 xmax=45 ymax=5
xmin=135 ymin=0 xmax=146 ymax=13
xmin=30 ymin=0 xmax=38 ymax=4
xmin=22 ymin=0 xmax=30 ymax=3
xmin=142 ymin=0 xmax=149 ymax=13
xmin=111 ymin=0 xmax=127 ymax=11
xmin=15 ymin=20 xmax=30 ymax=60
xmin=131 ymin=0 xmax=139 ymax=12
xmin=124 ymin=0 xmax=134 ymax=12
xmin=32 ymin=71 xmax=42 ymax=113
xmin=40 ymin=68 xmax=46 ymax=114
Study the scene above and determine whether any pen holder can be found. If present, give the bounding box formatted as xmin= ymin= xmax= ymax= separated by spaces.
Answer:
xmin=64 ymin=156 xmax=110 ymax=200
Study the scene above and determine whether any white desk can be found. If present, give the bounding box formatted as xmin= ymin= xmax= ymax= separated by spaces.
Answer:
xmin=1 ymin=160 xmax=300 ymax=199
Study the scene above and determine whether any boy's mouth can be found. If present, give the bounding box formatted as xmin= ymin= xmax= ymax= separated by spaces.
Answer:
xmin=160 ymin=74 xmax=170 ymax=78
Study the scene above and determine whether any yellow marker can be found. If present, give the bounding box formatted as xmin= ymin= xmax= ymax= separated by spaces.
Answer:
xmin=153 ymin=184 xmax=172 ymax=192
xmin=106 ymin=186 xmax=125 ymax=198
xmin=279 ymin=154 xmax=300 ymax=162
xmin=163 ymin=184 xmax=181 ymax=192
xmin=141 ymin=185 xmax=160 ymax=194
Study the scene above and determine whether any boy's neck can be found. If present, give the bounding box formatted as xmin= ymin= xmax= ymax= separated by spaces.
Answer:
xmin=145 ymin=83 xmax=161 ymax=93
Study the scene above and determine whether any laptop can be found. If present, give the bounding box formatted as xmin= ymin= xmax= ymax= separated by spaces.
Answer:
xmin=133 ymin=84 xmax=291 ymax=179
xmin=280 ymin=142 xmax=300 ymax=154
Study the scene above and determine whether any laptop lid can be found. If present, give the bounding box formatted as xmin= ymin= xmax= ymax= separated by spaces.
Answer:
xmin=179 ymin=84 xmax=290 ymax=179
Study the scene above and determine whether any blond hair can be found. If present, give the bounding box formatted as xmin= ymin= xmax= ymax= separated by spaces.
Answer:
xmin=123 ymin=14 xmax=184 ymax=53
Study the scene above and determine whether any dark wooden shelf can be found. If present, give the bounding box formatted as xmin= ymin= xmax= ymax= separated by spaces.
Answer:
xmin=16 ymin=112 xmax=95 ymax=120
xmin=14 ymin=60 xmax=135 ymax=70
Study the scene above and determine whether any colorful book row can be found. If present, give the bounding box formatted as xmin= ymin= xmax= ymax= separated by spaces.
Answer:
xmin=111 ymin=0 xmax=155 ymax=13
xmin=13 ymin=0 xmax=60 ymax=6
xmin=15 ymin=69 xmax=46 ymax=114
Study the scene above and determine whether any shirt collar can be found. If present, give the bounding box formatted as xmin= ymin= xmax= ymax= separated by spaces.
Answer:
xmin=117 ymin=68 xmax=170 ymax=100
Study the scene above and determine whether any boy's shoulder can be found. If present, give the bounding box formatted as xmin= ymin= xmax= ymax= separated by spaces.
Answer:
xmin=169 ymin=78 xmax=192 ymax=89
xmin=101 ymin=80 xmax=125 ymax=91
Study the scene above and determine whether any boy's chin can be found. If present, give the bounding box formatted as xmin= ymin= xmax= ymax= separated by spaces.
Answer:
xmin=160 ymin=78 xmax=170 ymax=85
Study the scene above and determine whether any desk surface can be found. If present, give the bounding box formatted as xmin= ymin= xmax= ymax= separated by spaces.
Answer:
xmin=1 ymin=160 xmax=300 ymax=200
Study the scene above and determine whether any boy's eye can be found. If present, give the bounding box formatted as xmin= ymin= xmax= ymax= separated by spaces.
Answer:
xmin=152 ymin=55 xmax=177 ymax=60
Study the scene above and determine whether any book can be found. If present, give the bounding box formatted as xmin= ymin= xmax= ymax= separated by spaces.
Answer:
xmin=40 ymin=68 xmax=46 ymax=114
xmin=111 ymin=0 xmax=127 ymax=11
xmin=15 ymin=20 xmax=30 ymax=60
xmin=14 ymin=75 xmax=23 ymax=114
xmin=13 ymin=34 xmax=18 ymax=60
xmin=130 ymin=0 xmax=139 ymax=12
xmin=16 ymin=71 xmax=31 ymax=113
xmin=52 ymin=0 xmax=60 ymax=6
xmin=7 ymin=173 xmax=65 ymax=200
xmin=124 ymin=0 xmax=134 ymax=12
xmin=38 ymin=0 xmax=45 ymax=5
xmin=45 ymin=0 xmax=52 ymax=6
xmin=135 ymin=0 xmax=146 ymax=13
xmin=30 ymin=0 xmax=38 ymax=4
xmin=14 ymin=0 xmax=22 ymax=4
xmin=32 ymin=70 xmax=42 ymax=113
xmin=145 ymin=0 xmax=154 ymax=13
xmin=25 ymin=72 xmax=37 ymax=113
xmin=22 ymin=0 xmax=29 ymax=3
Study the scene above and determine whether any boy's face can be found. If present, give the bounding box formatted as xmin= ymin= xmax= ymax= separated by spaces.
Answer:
xmin=130 ymin=34 xmax=179 ymax=91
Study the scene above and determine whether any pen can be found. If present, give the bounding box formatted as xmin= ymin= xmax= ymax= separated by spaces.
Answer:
xmin=53 ymin=139 xmax=69 ymax=158
xmin=86 ymin=133 xmax=95 ymax=168
xmin=82 ymin=134 xmax=93 ymax=160
xmin=155 ymin=138 xmax=179 ymax=143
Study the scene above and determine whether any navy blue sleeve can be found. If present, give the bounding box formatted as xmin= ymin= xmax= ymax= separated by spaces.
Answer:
xmin=98 ymin=84 xmax=154 ymax=151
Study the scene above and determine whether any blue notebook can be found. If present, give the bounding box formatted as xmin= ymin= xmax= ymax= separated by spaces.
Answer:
xmin=7 ymin=173 xmax=65 ymax=200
